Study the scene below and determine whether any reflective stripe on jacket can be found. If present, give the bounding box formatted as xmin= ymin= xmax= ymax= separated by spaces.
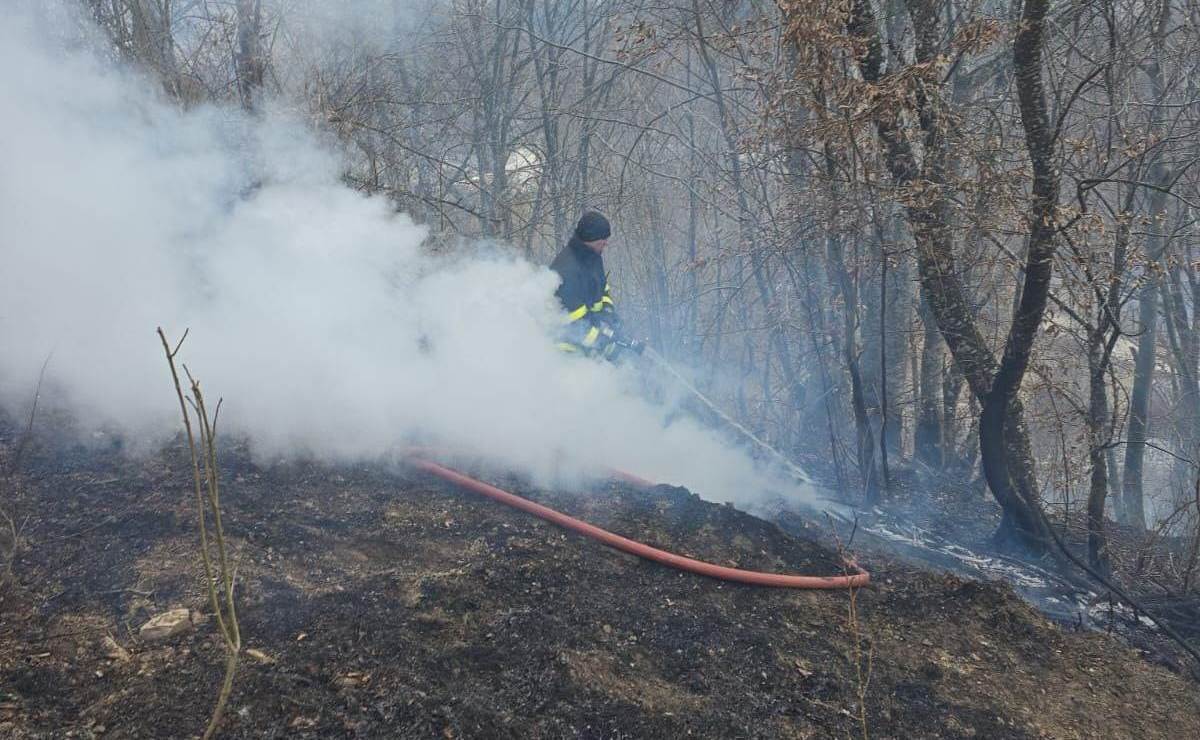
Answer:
xmin=549 ymin=236 xmax=620 ymax=357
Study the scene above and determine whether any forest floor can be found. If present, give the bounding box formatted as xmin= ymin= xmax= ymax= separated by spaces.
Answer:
xmin=788 ymin=467 xmax=1200 ymax=675
xmin=2 ymin=431 xmax=1200 ymax=738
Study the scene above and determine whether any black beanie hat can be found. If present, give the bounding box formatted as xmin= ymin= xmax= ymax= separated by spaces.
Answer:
xmin=575 ymin=211 xmax=611 ymax=242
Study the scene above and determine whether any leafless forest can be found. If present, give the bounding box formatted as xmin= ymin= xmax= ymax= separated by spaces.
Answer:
xmin=80 ymin=0 xmax=1200 ymax=569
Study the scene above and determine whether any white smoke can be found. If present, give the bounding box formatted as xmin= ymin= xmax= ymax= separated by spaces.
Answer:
xmin=0 ymin=5 xmax=817 ymax=508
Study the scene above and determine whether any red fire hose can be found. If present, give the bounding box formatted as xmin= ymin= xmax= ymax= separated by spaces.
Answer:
xmin=408 ymin=456 xmax=870 ymax=589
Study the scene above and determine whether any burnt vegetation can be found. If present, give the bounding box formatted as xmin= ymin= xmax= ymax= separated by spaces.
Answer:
xmin=3 ymin=428 xmax=1199 ymax=737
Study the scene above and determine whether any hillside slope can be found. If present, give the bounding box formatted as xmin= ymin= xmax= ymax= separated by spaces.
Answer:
xmin=2 ymin=444 xmax=1198 ymax=738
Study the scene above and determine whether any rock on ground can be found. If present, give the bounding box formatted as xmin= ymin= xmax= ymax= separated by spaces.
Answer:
xmin=138 ymin=609 xmax=192 ymax=642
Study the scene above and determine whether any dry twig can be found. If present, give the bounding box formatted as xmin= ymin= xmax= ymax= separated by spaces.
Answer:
xmin=158 ymin=328 xmax=242 ymax=740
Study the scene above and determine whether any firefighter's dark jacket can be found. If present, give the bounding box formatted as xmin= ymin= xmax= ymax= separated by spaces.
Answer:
xmin=550 ymin=235 xmax=621 ymax=357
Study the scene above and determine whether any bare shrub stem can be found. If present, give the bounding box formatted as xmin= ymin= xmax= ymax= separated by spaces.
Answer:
xmin=158 ymin=328 xmax=241 ymax=739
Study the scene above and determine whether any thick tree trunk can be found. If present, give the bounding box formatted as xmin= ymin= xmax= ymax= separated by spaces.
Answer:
xmin=915 ymin=296 xmax=943 ymax=468
xmin=977 ymin=0 xmax=1059 ymax=552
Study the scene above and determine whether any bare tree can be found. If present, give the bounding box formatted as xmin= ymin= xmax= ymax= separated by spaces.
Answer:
xmin=235 ymin=0 xmax=264 ymax=110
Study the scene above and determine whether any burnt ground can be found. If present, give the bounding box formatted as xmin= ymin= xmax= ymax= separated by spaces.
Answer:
xmin=799 ymin=466 xmax=1200 ymax=674
xmin=2 ymin=434 xmax=1200 ymax=739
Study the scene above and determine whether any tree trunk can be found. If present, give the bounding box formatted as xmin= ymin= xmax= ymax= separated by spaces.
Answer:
xmin=527 ymin=0 xmax=566 ymax=246
xmin=827 ymin=226 xmax=881 ymax=503
xmin=1087 ymin=336 xmax=1112 ymax=572
xmin=790 ymin=251 xmax=850 ymax=495
xmin=1120 ymin=0 xmax=1173 ymax=527
xmin=1162 ymin=259 xmax=1200 ymax=505
xmin=878 ymin=243 xmax=892 ymax=489
xmin=915 ymin=296 xmax=943 ymax=467
xmin=1123 ymin=277 xmax=1158 ymax=530
xmin=838 ymin=0 xmax=1052 ymax=550
xmin=883 ymin=222 xmax=912 ymax=455
xmin=861 ymin=249 xmax=883 ymax=455
xmin=235 ymin=0 xmax=264 ymax=111
xmin=819 ymin=133 xmax=880 ymax=502
xmin=977 ymin=0 xmax=1059 ymax=552
xmin=128 ymin=0 xmax=181 ymax=99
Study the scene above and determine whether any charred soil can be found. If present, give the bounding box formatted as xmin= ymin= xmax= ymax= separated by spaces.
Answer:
xmin=2 ymin=436 xmax=1199 ymax=738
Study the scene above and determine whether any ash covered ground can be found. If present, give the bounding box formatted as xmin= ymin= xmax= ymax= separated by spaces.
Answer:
xmin=2 ymin=427 xmax=1199 ymax=739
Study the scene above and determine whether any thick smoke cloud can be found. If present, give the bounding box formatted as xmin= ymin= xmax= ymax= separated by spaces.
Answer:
xmin=0 ymin=6 xmax=817 ymax=508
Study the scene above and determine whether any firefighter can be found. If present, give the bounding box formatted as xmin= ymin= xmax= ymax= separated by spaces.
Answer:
xmin=549 ymin=211 xmax=642 ymax=359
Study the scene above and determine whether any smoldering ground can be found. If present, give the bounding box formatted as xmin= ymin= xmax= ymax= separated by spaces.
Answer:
xmin=0 ymin=3 xmax=818 ymax=509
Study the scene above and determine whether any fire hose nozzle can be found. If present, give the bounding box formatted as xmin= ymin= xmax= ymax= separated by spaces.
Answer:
xmin=616 ymin=338 xmax=646 ymax=355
